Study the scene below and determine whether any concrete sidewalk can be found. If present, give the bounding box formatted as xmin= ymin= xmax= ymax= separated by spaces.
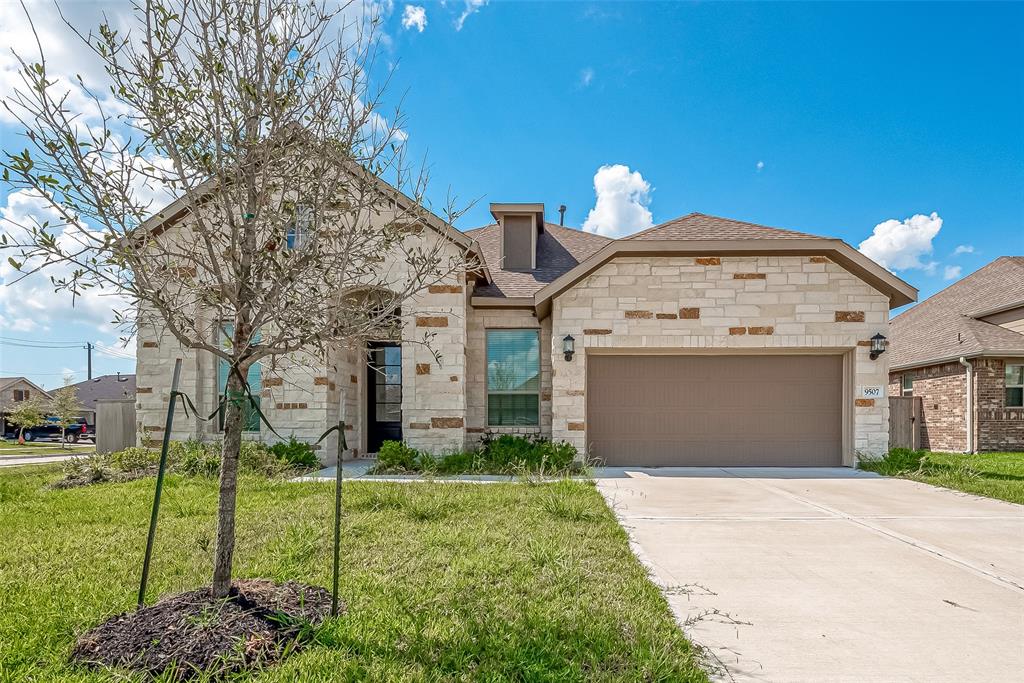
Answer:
xmin=597 ymin=467 xmax=1024 ymax=683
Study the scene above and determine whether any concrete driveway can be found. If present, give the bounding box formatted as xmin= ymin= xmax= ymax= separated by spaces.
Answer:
xmin=596 ymin=467 xmax=1024 ymax=682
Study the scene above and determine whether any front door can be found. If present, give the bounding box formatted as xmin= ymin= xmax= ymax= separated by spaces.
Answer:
xmin=367 ymin=343 xmax=402 ymax=453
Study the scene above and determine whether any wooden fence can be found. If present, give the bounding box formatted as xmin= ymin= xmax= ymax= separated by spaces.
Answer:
xmin=888 ymin=396 xmax=922 ymax=450
xmin=96 ymin=398 xmax=137 ymax=454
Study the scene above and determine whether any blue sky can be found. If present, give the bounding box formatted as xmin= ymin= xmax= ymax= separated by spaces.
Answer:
xmin=1 ymin=0 xmax=1022 ymax=389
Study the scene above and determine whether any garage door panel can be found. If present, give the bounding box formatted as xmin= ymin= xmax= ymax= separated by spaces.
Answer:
xmin=587 ymin=355 xmax=843 ymax=467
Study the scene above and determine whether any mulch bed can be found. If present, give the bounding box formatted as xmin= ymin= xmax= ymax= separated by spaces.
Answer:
xmin=71 ymin=579 xmax=337 ymax=680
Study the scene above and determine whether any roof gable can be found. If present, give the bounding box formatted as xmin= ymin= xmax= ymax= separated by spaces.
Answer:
xmin=889 ymin=257 xmax=1024 ymax=368
xmin=627 ymin=213 xmax=821 ymax=241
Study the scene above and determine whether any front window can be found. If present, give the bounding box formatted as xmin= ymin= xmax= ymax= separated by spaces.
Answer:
xmin=486 ymin=329 xmax=540 ymax=426
xmin=285 ymin=204 xmax=312 ymax=249
xmin=218 ymin=325 xmax=262 ymax=431
xmin=1007 ymin=364 xmax=1024 ymax=407
xmin=901 ymin=374 xmax=913 ymax=397
xmin=13 ymin=389 xmax=27 ymax=401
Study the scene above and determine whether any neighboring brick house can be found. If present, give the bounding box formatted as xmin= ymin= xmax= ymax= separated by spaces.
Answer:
xmin=887 ymin=257 xmax=1024 ymax=452
xmin=137 ymin=201 xmax=916 ymax=467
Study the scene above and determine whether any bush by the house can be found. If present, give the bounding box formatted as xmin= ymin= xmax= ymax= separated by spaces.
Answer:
xmin=54 ymin=437 xmax=322 ymax=488
xmin=269 ymin=436 xmax=321 ymax=469
xmin=369 ymin=433 xmax=581 ymax=475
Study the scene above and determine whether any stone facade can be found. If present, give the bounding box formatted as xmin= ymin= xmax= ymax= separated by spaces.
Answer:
xmin=889 ymin=357 xmax=1024 ymax=452
xmin=136 ymin=246 xmax=901 ymax=464
xmin=134 ymin=227 xmax=471 ymax=462
xmin=550 ymin=255 xmax=892 ymax=462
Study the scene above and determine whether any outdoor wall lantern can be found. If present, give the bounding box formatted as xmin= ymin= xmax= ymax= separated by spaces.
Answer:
xmin=562 ymin=334 xmax=576 ymax=362
xmin=869 ymin=333 xmax=888 ymax=360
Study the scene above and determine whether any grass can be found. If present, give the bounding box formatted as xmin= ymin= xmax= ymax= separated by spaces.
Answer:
xmin=0 ymin=466 xmax=706 ymax=682
xmin=859 ymin=449 xmax=1024 ymax=505
xmin=0 ymin=440 xmax=94 ymax=457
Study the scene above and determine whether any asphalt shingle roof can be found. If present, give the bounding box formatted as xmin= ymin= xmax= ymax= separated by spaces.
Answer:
xmin=466 ymin=222 xmax=611 ymax=297
xmin=465 ymin=212 xmax=828 ymax=298
xmin=627 ymin=212 xmax=822 ymax=241
xmin=889 ymin=257 xmax=1024 ymax=369
xmin=67 ymin=374 xmax=137 ymax=412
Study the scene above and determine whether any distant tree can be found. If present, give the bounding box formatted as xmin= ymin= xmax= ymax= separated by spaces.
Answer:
xmin=7 ymin=397 xmax=46 ymax=444
xmin=49 ymin=383 xmax=85 ymax=448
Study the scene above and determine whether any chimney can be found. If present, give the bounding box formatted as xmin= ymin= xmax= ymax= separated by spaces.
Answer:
xmin=558 ymin=205 xmax=566 ymax=226
xmin=490 ymin=203 xmax=544 ymax=271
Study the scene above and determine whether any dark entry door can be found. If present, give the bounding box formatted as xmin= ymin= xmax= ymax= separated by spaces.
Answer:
xmin=367 ymin=343 xmax=402 ymax=453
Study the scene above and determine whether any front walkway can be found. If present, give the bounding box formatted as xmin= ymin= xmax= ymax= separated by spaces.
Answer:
xmin=596 ymin=467 xmax=1024 ymax=682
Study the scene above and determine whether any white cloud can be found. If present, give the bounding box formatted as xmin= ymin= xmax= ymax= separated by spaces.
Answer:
xmin=858 ymin=212 xmax=943 ymax=272
xmin=756 ymin=160 xmax=765 ymax=172
xmin=953 ymin=244 xmax=975 ymax=255
xmin=0 ymin=189 xmax=131 ymax=335
xmin=455 ymin=0 xmax=487 ymax=30
xmin=582 ymin=164 xmax=654 ymax=238
xmin=0 ymin=1 xmax=134 ymax=125
xmin=943 ymin=265 xmax=962 ymax=281
xmin=401 ymin=5 xmax=427 ymax=32
xmin=578 ymin=67 xmax=595 ymax=88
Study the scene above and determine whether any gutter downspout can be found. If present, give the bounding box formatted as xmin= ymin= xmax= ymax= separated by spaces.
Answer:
xmin=958 ymin=357 xmax=974 ymax=454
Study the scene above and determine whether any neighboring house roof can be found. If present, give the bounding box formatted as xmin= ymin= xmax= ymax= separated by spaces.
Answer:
xmin=627 ymin=212 xmax=821 ymax=241
xmin=67 ymin=374 xmax=137 ymax=413
xmin=466 ymin=222 xmax=611 ymax=298
xmin=0 ymin=377 xmax=53 ymax=412
xmin=889 ymin=257 xmax=1024 ymax=370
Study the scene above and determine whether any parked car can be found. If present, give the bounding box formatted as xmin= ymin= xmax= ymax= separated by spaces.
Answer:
xmin=5 ymin=417 xmax=91 ymax=443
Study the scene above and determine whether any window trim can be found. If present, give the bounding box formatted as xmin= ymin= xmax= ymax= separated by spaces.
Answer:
xmin=285 ymin=204 xmax=313 ymax=250
xmin=1006 ymin=363 xmax=1024 ymax=408
xmin=901 ymin=373 xmax=913 ymax=397
xmin=485 ymin=327 xmax=541 ymax=427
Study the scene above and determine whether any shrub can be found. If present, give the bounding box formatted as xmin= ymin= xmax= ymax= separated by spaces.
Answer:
xmin=109 ymin=447 xmax=160 ymax=472
xmin=240 ymin=440 xmax=284 ymax=476
xmin=375 ymin=440 xmax=421 ymax=472
xmin=433 ymin=450 xmax=479 ymax=474
xmin=369 ymin=434 xmax=579 ymax=475
xmin=170 ymin=439 xmax=221 ymax=477
xmin=269 ymin=437 xmax=321 ymax=469
xmin=478 ymin=433 xmax=579 ymax=473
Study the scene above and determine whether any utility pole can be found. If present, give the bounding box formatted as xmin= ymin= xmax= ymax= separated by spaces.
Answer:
xmin=84 ymin=342 xmax=93 ymax=380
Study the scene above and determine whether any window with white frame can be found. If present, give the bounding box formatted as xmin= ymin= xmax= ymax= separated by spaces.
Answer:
xmin=486 ymin=329 xmax=540 ymax=426
xmin=901 ymin=373 xmax=914 ymax=397
xmin=1006 ymin=364 xmax=1024 ymax=408
xmin=285 ymin=204 xmax=313 ymax=249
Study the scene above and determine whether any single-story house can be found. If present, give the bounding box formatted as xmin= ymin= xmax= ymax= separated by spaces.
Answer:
xmin=887 ymin=257 xmax=1024 ymax=452
xmin=67 ymin=373 xmax=137 ymax=424
xmin=137 ymin=202 xmax=915 ymax=467
xmin=0 ymin=377 xmax=52 ymax=435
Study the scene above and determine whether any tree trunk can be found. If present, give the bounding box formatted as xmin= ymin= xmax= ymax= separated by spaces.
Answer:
xmin=61 ymin=426 xmax=67 ymax=449
xmin=211 ymin=367 xmax=245 ymax=598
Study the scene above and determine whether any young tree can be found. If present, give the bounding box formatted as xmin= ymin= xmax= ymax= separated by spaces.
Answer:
xmin=6 ymin=397 xmax=46 ymax=444
xmin=49 ymin=382 xmax=85 ymax=448
xmin=2 ymin=0 xmax=475 ymax=597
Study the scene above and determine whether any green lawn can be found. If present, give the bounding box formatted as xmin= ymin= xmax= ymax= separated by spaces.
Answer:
xmin=0 ymin=466 xmax=706 ymax=682
xmin=859 ymin=449 xmax=1024 ymax=505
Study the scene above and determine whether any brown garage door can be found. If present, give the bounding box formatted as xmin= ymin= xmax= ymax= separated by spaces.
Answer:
xmin=587 ymin=355 xmax=843 ymax=467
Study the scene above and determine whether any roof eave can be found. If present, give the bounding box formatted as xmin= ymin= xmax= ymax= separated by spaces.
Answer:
xmin=890 ymin=350 xmax=1024 ymax=372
